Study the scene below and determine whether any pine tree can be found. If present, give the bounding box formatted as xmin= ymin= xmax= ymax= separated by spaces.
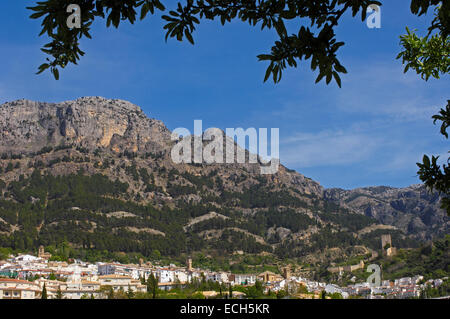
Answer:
xmin=147 ymin=273 xmax=158 ymax=299
xmin=41 ymin=283 xmax=48 ymax=299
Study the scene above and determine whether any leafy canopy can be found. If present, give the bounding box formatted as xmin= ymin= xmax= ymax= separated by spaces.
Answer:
xmin=416 ymin=101 xmax=450 ymax=215
xmin=26 ymin=0 xmax=391 ymax=86
xmin=28 ymin=1 xmax=448 ymax=85
xmin=396 ymin=2 xmax=450 ymax=215
xmin=397 ymin=2 xmax=450 ymax=81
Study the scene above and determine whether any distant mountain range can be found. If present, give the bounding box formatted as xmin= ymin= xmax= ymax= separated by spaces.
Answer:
xmin=0 ymin=97 xmax=447 ymax=264
xmin=324 ymin=185 xmax=448 ymax=240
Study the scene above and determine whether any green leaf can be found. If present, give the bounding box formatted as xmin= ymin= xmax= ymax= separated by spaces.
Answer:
xmin=423 ymin=155 xmax=430 ymax=167
xmin=332 ymin=71 xmax=342 ymax=87
xmin=315 ymin=72 xmax=325 ymax=84
xmin=263 ymin=64 xmax=273 ymax=82
xmin=52 ymin=68 xmax=59 ymax=80
xmin=185 ymin=30 xmax=194 ymax=45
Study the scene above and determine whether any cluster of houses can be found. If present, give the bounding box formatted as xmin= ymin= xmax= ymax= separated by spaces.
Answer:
xmin=0 ymin=250 xmax=446 ymax=299
xmin=321 ymin=275 xmax=445 ymax=299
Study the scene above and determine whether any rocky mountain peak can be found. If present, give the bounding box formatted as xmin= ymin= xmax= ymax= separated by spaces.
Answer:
xmin=0 ymin=97 xmax=171 ymax=155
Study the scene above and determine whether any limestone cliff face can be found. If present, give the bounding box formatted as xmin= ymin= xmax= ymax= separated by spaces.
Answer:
xmin=0 ymin=97 xmax=324 ymax=199
xmin=0 ymin=97 xmax=171 ymax=155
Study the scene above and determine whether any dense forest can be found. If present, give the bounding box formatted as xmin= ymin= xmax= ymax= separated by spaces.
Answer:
xmin=0 ymin=167 xmax=399 ymax=264
xmin=0 ymin=169 xmax=322 ymax=261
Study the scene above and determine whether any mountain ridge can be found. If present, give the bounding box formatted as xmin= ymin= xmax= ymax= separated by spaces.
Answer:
xmin=0 ymin=97 xmax=446 ymax=266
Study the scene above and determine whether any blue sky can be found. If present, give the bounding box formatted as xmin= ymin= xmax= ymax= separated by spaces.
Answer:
xmin=0 ymin=1 xmax=448 ymax=189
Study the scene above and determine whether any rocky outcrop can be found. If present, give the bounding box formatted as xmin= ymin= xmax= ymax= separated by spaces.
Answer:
xmin=0 ymin=97 xmax=323 ymax=194
xmin=0 ymin=97 xmax=172 ymax=155
xmin=324 ymin=185 xmax=448 ymax=240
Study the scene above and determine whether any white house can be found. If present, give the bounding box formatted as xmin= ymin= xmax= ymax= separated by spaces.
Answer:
xmin=156 ymin=268 xmax=176 ymax=283
xmin=0 ymin=278 xmax=40 ymax=299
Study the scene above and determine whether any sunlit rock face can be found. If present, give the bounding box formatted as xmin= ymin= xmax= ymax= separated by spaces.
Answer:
xmin=0 ymin=96 xmax=172 ymax=155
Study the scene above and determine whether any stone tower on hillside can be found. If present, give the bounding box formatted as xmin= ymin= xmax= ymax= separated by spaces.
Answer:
xmin=381 ymin=234 xmax=396 ymax=257
xmin=381 ymin=234 xmax=392 ymax=250
xmin=38 ymin=245 xmax=51 ymax=260
xmin=282 ymin=266 xmax=291 ymax=280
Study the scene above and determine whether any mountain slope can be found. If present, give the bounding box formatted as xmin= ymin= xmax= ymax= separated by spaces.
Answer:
xmin=0 ymin=97 xmax=446 ymax=265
